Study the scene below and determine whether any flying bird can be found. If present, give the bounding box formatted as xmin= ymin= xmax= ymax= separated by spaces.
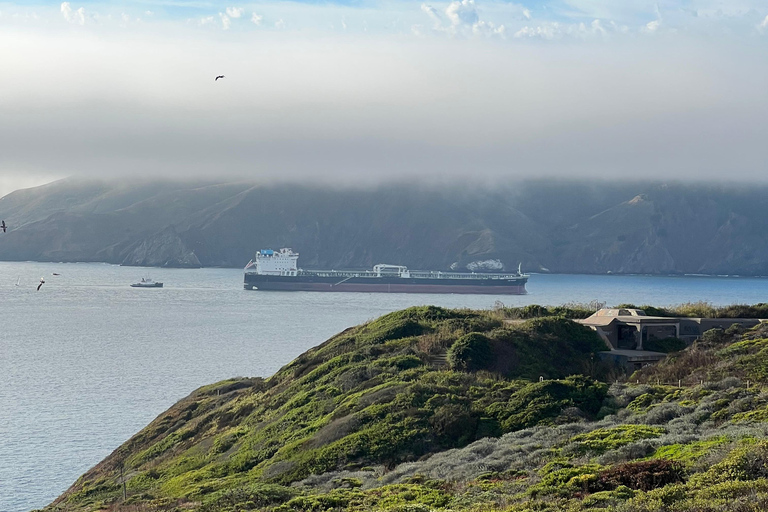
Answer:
xmin=1 ymin=220 xmax=6 ymax=233
xmin=37 ymin=278 xmax=45 ymax=291
xmin=215 ymin=75 xmax=225 ymax=81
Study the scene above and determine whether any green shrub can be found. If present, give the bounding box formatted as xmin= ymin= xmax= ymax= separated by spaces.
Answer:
xmin=520 ymin=317 xmax=604 ymax=350
xmin=496 ymin=303 xmax=599 ymax=320
xmin=429 ymin=403 xmax=478 ymax=447
xmin=529 ymin=462 xmax=602 ymax=497
xmin=644 ymin=337 xmax=687 ymax=353
xmin=581 ymin=485 xmax=636 ymax=506
xmin=487 ymin=376 xmax=607 ymax=432
xmin=671 ymin=301 xmax=718 ymax=318
xmin=485 ymin=318 xmax=606 ymax=380
xmin=627 ymin=393 xmax=656 ymax=412
xmin=570 ymin=425 xmax=665 ymax=454
xmin=448 ymin=333 xmax=493 ymax=372
xmin=652 ymin=436 xmax=730 ymax=464
xmin=702 ymin=328 xmax=726 ymax=344
xmin=693 ymin=441 xmax=768 ymax=485
xmin=199 ymin=484 xmax=297 ymax=512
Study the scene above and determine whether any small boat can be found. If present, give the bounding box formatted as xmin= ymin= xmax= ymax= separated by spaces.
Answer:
xmin=130 ymin=278 xmax=163 ymax=288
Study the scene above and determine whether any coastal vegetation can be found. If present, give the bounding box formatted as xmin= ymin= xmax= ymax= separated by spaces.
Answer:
xmin=42 ymin=305 xmax=768 ymax=512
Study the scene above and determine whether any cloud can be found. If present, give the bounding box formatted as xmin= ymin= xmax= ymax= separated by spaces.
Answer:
xmin=643 ymin=19 xmax=661 ymax=33
xmin=0 ymin=173 xmax=59 ymax=200
xmin=0 ymin=0 xmax=758 ymax=39
xmin=3 ymin=2 xmax=768 ymax=188
xmin=226 ymin=7 xmax=244 ymax=19
xmin=473 ymin=20 xmax=505 ymax=36
xmin=420 ymin=0 xmax=505 ymax=38
xmin=421 ymin=3 xmax=442 ymax=28
xmin=760 ymin=15 xmax=768 ymax=29
xmin=591 ymin=19 xmax=607 ymax=35
xmin=2 ymin=28 xmax=767 ymax=186
xmin=514 ymin=20 xmax=608 ymax=39
xmin=514 ymin=22 xmax=560 ymax=39
xmin=446 ymin=0 xmax=479 ymax=26
xmin=60 ymin=2 xmax=85 ymax=25
xmin=220 ymin=13 xmax=231 ymax=29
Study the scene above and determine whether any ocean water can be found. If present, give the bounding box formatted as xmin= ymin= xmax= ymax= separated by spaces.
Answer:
xmin=1 ymin=262 xmax=767 ymax=512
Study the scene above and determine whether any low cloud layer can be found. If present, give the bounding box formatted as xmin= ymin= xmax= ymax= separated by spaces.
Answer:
xmin=1 ymin=1 xmax=768 ymax=191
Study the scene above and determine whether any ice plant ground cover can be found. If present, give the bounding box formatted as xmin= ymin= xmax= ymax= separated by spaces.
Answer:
xmin=40 ymin=305 xmax=768 ymax=512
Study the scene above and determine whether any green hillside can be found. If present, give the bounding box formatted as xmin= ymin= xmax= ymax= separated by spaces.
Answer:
xmin=42 ymin=307 xmax=768 ymax=512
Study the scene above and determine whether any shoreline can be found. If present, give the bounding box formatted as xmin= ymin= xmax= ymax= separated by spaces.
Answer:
xmin=1 ymin=260 xmax=767 ymax=279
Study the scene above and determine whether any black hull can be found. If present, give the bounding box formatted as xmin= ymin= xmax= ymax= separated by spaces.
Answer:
xmin=244 ymin=274 xmax=527 ymax=295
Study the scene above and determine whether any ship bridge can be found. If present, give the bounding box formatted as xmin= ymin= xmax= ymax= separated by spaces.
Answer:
xmin=245 ymin=248 xmax=299 ymax=276
xmin=373 ymin=264 xmax=410 ymax=278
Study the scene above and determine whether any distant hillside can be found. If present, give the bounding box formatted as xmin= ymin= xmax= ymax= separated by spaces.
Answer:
xmin=2 ymin=178 xmax=768 ymax=274
xmin=41 ymin=306 xmax=768 ymax=512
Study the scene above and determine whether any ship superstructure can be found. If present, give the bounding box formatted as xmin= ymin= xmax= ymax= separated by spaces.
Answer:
xmin=244 ymin=248 xmax=528 ymax=294
xmin=245 ymin=248 xmax=300 ymax=276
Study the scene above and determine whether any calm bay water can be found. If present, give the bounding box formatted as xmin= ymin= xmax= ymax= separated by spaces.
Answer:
xmin=1 ymin=262 xmax=767 ymax=511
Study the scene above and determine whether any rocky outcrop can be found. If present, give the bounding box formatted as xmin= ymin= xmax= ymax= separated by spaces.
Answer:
xmin=120 ymin=228 xmax=201 ymax=268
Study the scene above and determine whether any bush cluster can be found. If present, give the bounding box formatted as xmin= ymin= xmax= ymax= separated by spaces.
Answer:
xmin=48 ymin=304 xmax=768 ymax=512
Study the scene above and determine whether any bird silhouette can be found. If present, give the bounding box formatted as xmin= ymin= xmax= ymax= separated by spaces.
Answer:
xmin=37 ymin=278 xmax=44 ymax=291
xmin=215 ymin=75 xmax=225 ymax=81
xmin=1 ymin=220 xmax=6 ymax=233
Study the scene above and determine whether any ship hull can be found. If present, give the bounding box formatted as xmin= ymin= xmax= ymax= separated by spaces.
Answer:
xmin=244 ymin=274 xmax=527 ymax=295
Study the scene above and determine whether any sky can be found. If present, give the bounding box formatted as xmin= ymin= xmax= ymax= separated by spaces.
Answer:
xmin=1 ymin=0 xmax=768 ymax=196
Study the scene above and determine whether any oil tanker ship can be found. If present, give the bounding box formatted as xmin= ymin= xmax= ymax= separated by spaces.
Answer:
xmin=244 ymin=248 xmax=528 ymax=294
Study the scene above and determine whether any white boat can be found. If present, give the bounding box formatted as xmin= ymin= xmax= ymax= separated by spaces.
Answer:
xmin=130 ymin=278 xmax=163 ymax=288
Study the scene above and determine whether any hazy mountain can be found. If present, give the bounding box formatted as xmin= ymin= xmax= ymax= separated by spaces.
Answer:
xmin=1 ymin=178 xmax=767 ymax=275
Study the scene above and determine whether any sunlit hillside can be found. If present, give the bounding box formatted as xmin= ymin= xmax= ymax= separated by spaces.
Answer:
xmin=42 ymin=305 xmax=768 ymax=512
